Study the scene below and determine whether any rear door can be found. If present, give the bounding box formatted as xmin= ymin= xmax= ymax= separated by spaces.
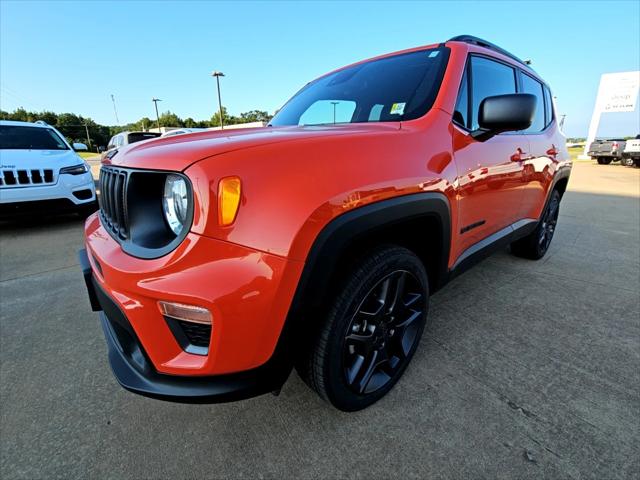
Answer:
xmin=451 ymin=55 xmax=528 ymax=261
xmin=517 ymin=73 xmax=557 ymax=221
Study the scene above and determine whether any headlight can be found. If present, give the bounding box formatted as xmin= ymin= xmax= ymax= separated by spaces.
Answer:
xmin=60 ymin=164 xmax=89 ymax=175
xmin=163 ymin=174 xmax=189 ymax=235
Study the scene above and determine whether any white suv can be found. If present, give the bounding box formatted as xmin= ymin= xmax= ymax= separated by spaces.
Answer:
xmin=0 ymin=120 xmax=97 ymax=217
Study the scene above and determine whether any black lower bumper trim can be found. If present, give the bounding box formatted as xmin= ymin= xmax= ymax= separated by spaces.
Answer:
xmin=79 ymin=249 xmax=291 ymax=403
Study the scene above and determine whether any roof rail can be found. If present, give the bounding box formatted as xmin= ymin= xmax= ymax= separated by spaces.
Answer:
xmin=447 ymin=35 xmax=527 ymax=67
xmin=34 ymin=120 xmax=49 ymax=126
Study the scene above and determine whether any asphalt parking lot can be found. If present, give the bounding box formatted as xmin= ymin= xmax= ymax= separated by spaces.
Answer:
xmin=1 ymin=161 xmax=638 ymax=479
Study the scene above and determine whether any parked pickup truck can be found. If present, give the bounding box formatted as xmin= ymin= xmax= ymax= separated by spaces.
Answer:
xmin=622 ymin=135 xmax=640 ymax=167
xmin=588 ymin=139 xmax=626 ymax=164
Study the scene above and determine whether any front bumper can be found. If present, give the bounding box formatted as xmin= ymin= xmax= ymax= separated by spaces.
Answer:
xmin=0 ymin=198 xmax=95 ymax=217
xmin=80 ymin=248 xmax=294 ymax=402
xmin=81 ymin=212 xmax=304 ymax=401
xmin=0 ymin=171 xmax=96 ymax=205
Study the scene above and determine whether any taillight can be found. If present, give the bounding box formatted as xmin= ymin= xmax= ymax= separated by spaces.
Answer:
xmin=612 ymin=142 xmax=619 ymax=151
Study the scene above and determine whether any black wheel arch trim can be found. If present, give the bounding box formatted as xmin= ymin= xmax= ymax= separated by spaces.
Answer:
xmin=271 ymin=192 xmax=451 ymax=383
xmin=288 ymin=192 xmax=451 ymax=316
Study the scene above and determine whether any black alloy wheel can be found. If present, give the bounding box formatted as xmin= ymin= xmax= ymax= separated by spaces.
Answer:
xmin=511 ymin=189 xmax=562 ymax=260
xmin=342 ymin=270 xmax=425 ymax=395
xmin=297 ymin=246 xmax=429 ymax=411
xmin=538 ymin=191 xmax=559 ymax=255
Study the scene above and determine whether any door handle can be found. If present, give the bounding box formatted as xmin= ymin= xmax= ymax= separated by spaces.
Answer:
xmin=510 ymin=148 xmax=529 ymax=162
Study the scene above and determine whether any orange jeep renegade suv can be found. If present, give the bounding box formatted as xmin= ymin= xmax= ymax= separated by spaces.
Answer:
xmin=80 ymin=36 xmax=571 ymax=411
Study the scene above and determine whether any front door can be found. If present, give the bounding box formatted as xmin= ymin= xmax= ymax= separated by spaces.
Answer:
xmin=451 ymin=55 xmax=527 ymax=262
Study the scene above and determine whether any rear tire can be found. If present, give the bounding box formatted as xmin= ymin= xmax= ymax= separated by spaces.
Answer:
xmin=511 ymin=190 xmax=561 ymax=260
xmin=621 ymin=157 xmax=635 ymax=167
xmin=596 ymin=157 xmax=605 ymax=165
xmin=297 ymin=246 xmax=429 ymax=411
xmin=601 ymin=157 xmax=612 ymax=165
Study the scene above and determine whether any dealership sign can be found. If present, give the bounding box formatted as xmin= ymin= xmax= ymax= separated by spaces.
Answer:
xmin=598 ymin=72 xmax=640 ymax=112
xmin=582 ymin=71 xmax=640 ymax=158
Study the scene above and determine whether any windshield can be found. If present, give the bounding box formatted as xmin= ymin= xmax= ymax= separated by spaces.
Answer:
xmin=270 ymin=47 xmax=449 ymax=127
xmin=0 ymin=125 xmax=68 ymax=150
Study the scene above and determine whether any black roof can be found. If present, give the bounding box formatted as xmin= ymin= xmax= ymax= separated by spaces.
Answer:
xmin=448 ymin=35 xmax=527 ymax=67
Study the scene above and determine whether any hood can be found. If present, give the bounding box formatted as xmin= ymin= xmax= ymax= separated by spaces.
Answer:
xmin=0 ymin=149 xmax=85 ymax=171
xmin=105 ymin=123 xmax=401 ymax=171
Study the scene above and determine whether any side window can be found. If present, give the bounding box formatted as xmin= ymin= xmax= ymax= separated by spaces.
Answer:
xmin=470 ymin=56 xmax=517 ymax=131
xmin=543 ymin=85 xmax=554 ymax=127
xmin=453 ymin=68 xmax=469 ymax=128
xmin=107 ymin=136 xmax=116 ymax=149
xmin=521 ymin=73 xmax=545 ymax=133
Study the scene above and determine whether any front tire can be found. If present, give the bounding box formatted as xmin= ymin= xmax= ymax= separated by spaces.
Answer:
xmin=298 ymin=246 xmax=429 ymax=411
xmin=621 ymin=157 xmax=635 ymax=167
xmin=511 ymin=189 xmax=561 ymax=260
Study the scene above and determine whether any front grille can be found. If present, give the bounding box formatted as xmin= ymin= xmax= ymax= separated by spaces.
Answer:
xmin=0 ymin=169 xmax=55 ymax=187
xmin=177 ymin=320 xmax=211 ymax=348
xmin=98 ymin=166 xmax=129 ymax=239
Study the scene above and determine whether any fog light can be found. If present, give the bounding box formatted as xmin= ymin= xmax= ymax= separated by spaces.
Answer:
xmin=158 ymin=301 xmax=212 ymax=325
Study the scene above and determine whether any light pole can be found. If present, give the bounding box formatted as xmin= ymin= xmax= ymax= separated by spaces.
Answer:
xmin=152 ymin=98 xmax=162 ymax=131
xmin=110 ymin=94 xmax=120 ymax=125
xmin=84 ymin=123 xmax=93 ymax=151
xmin=330 ymin=101 xmax=339 ymax=124
xmin=211 ymin=71 xmax=225 ymax=129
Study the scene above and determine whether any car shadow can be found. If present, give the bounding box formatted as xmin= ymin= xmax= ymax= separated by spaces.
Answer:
xmin=0 ymin=213 xmax=86 ymax=233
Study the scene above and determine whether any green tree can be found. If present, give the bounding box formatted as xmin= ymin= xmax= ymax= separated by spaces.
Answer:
xmin=129 ymin=117 xmax=154 ymax=131
xmin=210 ymin=107 xmax=239 ymax=127
xmin=37 ymin=111 xmax=58 ymax=125
xmin=158 ymin=111 xmax=184 ymax=128
xmin=9 ymin=107 xmax=30 ymax=122
xmin=239 ymin=110 xmax=271 ymax=123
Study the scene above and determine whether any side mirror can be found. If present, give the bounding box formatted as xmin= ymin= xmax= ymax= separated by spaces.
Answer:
xmin=73 ymin=142 xmax=88 ymax=151
xmin=472 ymin=93 xmax=536 ymax=141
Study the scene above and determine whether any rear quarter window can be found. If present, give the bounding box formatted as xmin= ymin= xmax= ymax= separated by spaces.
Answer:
xmin=127 ymin=133 xmax=161 ymax=144
xmin=520 ymin=73 xmax=545 ymax=133
xmin=543 ymin=85 xmax=554 ymax=127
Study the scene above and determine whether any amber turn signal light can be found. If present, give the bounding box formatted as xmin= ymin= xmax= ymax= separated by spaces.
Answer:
xmin=158 ymin=301 xmax=212 ymax=325
xmin=218 ymin=176 xmax=241 ymax=226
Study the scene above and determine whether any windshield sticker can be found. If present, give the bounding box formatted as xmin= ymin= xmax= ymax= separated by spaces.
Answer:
xmin=428 ymin=50 xmax=440 ymax=58
xmin=390 ymin=103 xmax=406 ymax=115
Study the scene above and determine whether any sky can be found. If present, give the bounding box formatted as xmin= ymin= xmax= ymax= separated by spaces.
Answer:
xmin=1 ymin=0 xmax=639 ymax=138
